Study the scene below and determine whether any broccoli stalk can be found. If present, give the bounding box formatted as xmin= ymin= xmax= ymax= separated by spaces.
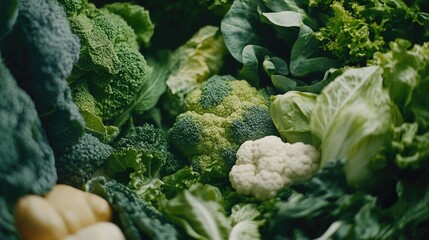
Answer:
xmin=169 ymin=75 xmax=279 ymax=183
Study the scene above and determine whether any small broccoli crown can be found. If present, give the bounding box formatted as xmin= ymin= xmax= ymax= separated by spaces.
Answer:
xmin=86 ymin=177 xmax=180 ymax=240
xmin=93 ymin=9 xmax=139 ymax=50
xmin=116 ymin=124 xmax=169 ymax=169
xmin=230 ymin=105 xmax=279 ymax=144
xmin=199 ymin=75 xmax=234 ymax=109
xmin=65 ymin=2 xmax=156 ymax=127
xmin=107 ymin=123 xmax=177 ymax=179
xmin=88 ymin=43 xmax=150 ymax=122
xmin=68 ymin=13 xmax=121 ymax=75
xmin=56 ymin=133 xmax=113 ymax=189
xmin=185 ymin=76 xmax=268 ymax=117
xmin=221 ymin=148 xmax=238 ymax=171
xmin=169 ymin=113 xmax=202 ymax=149
xmin=103 ymin=2 xmax=154 ymax=48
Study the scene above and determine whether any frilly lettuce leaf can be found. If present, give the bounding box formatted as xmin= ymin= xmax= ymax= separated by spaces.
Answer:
xmin=375 ymin=40 xmax=429 ymax=169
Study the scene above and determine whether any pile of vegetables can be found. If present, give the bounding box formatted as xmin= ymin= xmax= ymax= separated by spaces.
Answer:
xmin=1 ymin=0 xmax=428 ymax=239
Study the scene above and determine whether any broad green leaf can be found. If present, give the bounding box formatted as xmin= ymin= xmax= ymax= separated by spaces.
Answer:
xmin=221 ymin=0 xmax=264 ymax=62
xmin=290 ymin=25 xmax=339 ymax=77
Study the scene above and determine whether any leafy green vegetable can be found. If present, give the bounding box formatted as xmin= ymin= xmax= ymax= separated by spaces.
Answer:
xmin=1 ymin=0 xmax=85 ymax=152
xmin=163 ymin=183 xmax=263 ymax=240
xmin=86 ymin=176 xmax=180 ymax=240
xmin=374 ymin=40 xmax=429 ymax=169
xmin=229 ymin=204 xmax=263 ymax=240
xmin=162 ymin=25 xmax=228 ymax=118
xmin=132 ymin=0 xmax=233 ymax=49
xmin=0 ymin=58 xmax=57 ymax=203
xmin=161 ymin=166 xmax=201 ymax=199
xmin=270 ymin=91 xmax=318 ymax=144
xmin=311 ymin=0 xmax=429 ymax=65
xmin=221 ymin=0 xmax=339 ymax=91
xmin=164 ymin=183 xmax=231 ymax=240
xmin=63 ymin=1 xmax=163 ymax=138
xmin=374 ymin=39 xmax=429 ymax=111
xmin=310 ymin=65 xmax=402 ymax=189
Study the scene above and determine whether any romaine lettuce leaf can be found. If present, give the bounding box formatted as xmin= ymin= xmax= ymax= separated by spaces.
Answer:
xmin=311 ymin=66 xmax=402 ymax=189
xmin=163 ymin=184 xmax=232 ymax=240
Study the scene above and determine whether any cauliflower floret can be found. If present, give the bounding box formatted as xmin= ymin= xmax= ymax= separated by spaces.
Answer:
xmin=253 ymin=170 xmax=287 ymax=200
xmin=229 ymin=164 xmax=256 ymax=195
xmin=229 ymin=135 xmax=320 ymax=200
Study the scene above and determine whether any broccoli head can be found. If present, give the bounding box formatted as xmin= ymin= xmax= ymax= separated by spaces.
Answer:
xmin=62 ymin=1 xmax=162 ymax=140
xmin=169 ymin=75 xmax=279 ymax=182
xmin=56 ymin=133 xmax=114 ymax=189
xmin=104 ymin=123 xmax=185 ymax=207
xmin=106 ymin=124 xmax=176 ymax=178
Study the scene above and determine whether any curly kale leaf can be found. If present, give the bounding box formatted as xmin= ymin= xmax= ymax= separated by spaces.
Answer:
xmin=86 ymin=176 xmax=180 ymax=240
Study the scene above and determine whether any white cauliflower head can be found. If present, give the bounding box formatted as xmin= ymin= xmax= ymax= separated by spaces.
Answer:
xmin=229 ymin=135 xmax=320 ymax=200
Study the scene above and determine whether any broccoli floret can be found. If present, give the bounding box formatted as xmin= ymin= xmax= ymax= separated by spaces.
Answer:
xmin=0 ymin=58 xmax=57 ymax=203
xmin=162 ymin=25 xmax=228 ymax=120
xmin=70 ymin=80 xmax=119 ymax=142
xmin=103 ymin=2 xmax=154 ymax=48
xmin=86 ymin=43 xmax=150 ymax=123
xmin=169 ymin=75 xmax=279 ymax=182
xmin=0 ymin=0 xmax=85 ymax=152
xmin=168 ymin=114 xmax=202 ymax=147
xmin=105 ymin=124 xmax=183 ymax=207
xmin=57 ymin=0 xmax=86 ymax=16
xmin=199 ymin=75 xmax=234 ymax=109
xmin=106 ymin=124 xmax=173 ymax=178
xmin=86 ymin=176 xmax=180 ymax=240
xmin=230 ymin=105 xmax=278 ymax=143
xmin=62 ymin=1 xmax=161 ymax=138
xmin=56 ymin=133 xmax=114 ymax=189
